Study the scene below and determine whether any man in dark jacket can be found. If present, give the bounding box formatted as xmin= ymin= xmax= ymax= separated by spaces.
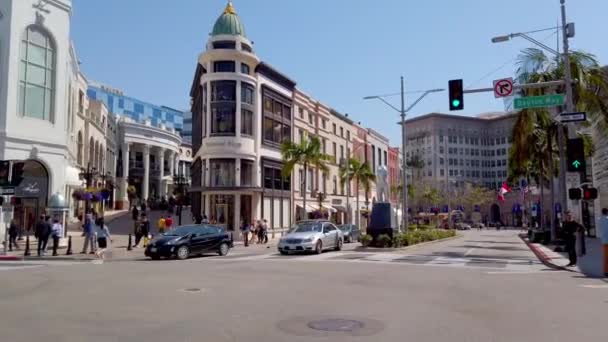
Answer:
xmin=563 ymin=210 xmax=583 ymax=267
xmin=8 ymin=219 xmax=19 ymax=251
xmin=35 ymin=215 xmax=50 ymax=256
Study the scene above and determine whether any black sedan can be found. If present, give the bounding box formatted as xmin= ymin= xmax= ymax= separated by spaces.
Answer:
xmin=145 ymin=225 xmax=233 ymax=260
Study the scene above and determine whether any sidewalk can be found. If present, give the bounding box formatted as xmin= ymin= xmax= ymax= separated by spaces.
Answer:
xmin=522 ymin=234 xmax=606 ymax=278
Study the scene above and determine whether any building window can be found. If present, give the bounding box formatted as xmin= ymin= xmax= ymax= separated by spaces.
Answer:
xmin=333 ymin=142 xmax=337 ymax=162
xmin=262 ymin=88 xmax=291 ymax=147
xmin=241 ymin=83 xmax=254 ymax=104
xmin=241 ymin=43 xmax=252 ymax=52
xmin=384 ymin=151 xmax=388 ymax=166
xmin=213 ymin=41 xmax=236 ymax=49
xmin=307 ymin=169 xmax=314 ymax=191
xmin=347 ymin=130 xmax=350 ymax=141
xmin=210 ymin=159 xmax=236 ymax=187
xmin=213 ymin=60 xmax=236 ymax=72
xmin=18 ymin=26 xmax=55 ymax=121
xmin=211 ymin=81 xmax=236 ymax=135
xmin=308 ymin=113 xmax=314 ymax=125
xmin=322 ymin=172 xmax=327 ymax=194
xmin=322 ymin=119 xmax=326 ymax=129
xmin=332 ymin=123 xmax=336 ymax=134
xmin=440 ymin=169 xmax=444 ymax=177
xmin=241 ymin=109 xmax=253 ymax=136
xmin=322 ymin=139 xmax=327 ymax=154
xmin=333 ymin=176 xmax=337 ymax=195
xmin=241 ymin=63 xmax=250 ymax=75
xmin=240 ymin=160 xmax=254 ymax=187
xmin=340 ymin=127 xmax=344 ymax=138
xmin=298 ymin=107 xmax=304 ymax=119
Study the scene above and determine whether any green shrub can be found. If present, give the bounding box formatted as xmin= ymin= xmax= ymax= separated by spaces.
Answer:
xmin=398 ymin=229 xmax=455 ymax=247
xmin=392 ymin=235 xmax=403 ymax=248
xmin=360 ymin=234 xmax=373 ymax=247
xmin=377 ymin=234 xmax=392 ymax=248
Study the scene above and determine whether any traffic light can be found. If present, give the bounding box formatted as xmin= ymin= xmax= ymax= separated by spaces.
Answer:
xmin=10 ymin=161 xmax=25 ymax=186
xmin=567 ymin=138 xmax=585 ymax=172
xmin=568 ymin=188 xmax=582 ymax=200
xmin=0 ymin=161 xmax=9 ymax=186
xmin=448 ymin=79 xmax=464 ymax=111
xmin=583 ymin=187 xmax=598 ymax=200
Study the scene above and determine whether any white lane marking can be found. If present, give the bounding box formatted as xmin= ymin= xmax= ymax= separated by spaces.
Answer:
xmin=580 ymin=284 xmax=608 ymax=289
xmin=464 ymin=248 xmax=475 ymax=257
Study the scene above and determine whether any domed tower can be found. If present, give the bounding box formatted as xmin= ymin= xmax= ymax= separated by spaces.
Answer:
xmin=189 ymin=2 xmax=296 ymax=233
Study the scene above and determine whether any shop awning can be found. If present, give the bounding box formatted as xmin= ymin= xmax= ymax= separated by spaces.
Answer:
xmin=332 ymin=205 xmax=348 ymax=212
xmin=65 ymin=166 xmax=82 ymax=186
xmin=321 ymin=203 xmax=337 ymax=213
xmin=296 ymin=204 xmax=317 ymax=213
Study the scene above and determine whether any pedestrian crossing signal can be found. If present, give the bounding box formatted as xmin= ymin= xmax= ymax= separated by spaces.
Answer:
xmin=583 ymin=188 xmax=598 ymax=200
xmin=568 ymin=188 xmax=582 ymax=200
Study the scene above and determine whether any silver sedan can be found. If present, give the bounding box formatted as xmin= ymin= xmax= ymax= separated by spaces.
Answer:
xmin=278 ymin=220 xmax=344 ymax=255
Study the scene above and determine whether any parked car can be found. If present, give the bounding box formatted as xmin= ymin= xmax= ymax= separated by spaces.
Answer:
xmin=338 ymin=224 xmax=361 ymax=243
xmin=472 ymin=222 xmax=486 ymax=230
xmin=278 ymin=220 xmax=343 ymax=255
xmin=145 ymin=225 xmax=233 ymax=260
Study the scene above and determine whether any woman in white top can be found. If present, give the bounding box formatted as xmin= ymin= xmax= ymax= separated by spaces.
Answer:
xmin=95 ymin=218 xmax=111 ymax=260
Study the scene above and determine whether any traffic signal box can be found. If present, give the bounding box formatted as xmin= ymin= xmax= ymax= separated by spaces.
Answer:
xmin=448 ymin=79 xmax=464 ymax=111
xmin=567 ymin=138 xmax=585 ymax=172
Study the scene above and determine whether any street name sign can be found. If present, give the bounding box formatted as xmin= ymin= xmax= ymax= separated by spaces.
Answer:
xmin=0 ymin=187 xmax=15 ymax=195
xmin=559 ymin=112 xmax=587 ymax=123
xmin=514 ymin=94 xmax=565 ymax=110
xmin=493 ymin=78 xmax=514 ymax=98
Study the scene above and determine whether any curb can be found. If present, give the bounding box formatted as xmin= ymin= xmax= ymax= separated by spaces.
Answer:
xmin=354 ymin=233 xmax=463 ymax=253
xmin=0 ymin=255 xmax=22 ymax=261
xmin=519 ymin=234 xmax=567 ymax=271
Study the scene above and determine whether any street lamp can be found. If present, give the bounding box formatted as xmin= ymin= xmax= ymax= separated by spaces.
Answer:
xmin=491 ymin=0 xmax=575 ymax=240
xmin=79 ymin=163 xmax=97 ymax=214
xmin=364 ymin=78 xmax=444 ymax=231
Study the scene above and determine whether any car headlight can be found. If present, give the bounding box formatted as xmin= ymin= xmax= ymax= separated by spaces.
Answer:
xmin=302 ymin=238 xmax=313 ymax=243
xmin=166 ymin=239 xmax=179 ymax=245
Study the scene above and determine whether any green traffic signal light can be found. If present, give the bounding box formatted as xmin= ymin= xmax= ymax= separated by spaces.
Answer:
xmin=452 ymin=99 xmax=461 ymax=108
xmin=572 ymin=160 xmax=581 ymax=169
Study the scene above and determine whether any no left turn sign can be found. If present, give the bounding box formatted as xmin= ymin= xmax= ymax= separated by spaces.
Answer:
xmin=493 ymin=78 xmax=514 ymax=98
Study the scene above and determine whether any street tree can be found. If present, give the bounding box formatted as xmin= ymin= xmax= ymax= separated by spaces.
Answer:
xmin=340 ymin=158 xmax=375 ymax=228
xmin=281 ymin=136 xmax=330 ymax=220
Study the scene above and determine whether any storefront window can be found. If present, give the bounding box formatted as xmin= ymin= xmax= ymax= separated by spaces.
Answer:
xmin=241 ymin=83 xmax=254 ymax=105
xmin=211 ymin=81 xmax=236 ymax=102
xmin=213 ymin=61 xmax=235 ymax=73
xmin=262 ymin=87 xmax=291 ymax=147
xmin=210 ymin=159 xmax=235 ymax=187
xmin=240 ymin=160 xmax=254 ymax=187
xmin=211 ymin=104 xmax=236 ymax=135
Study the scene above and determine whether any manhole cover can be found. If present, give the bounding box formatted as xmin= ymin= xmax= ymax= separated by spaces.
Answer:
xmin=308 ymin=319 xmax=364 ymax=332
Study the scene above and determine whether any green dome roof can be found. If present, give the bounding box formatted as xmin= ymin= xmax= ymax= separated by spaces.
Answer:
xmin=211 ymin=2 xmax=246 ymax=37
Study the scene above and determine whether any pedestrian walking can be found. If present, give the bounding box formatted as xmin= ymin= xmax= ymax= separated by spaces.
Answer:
xmin=140 ymin=214 xmax=150 ymax=247
xmin=240 ymin=220 xmax=251 ymax=247
xmin=131 ymin=205 xmax=139 ymax=221
xmin=194 ymin=214 xmax=203 ymax=224
xmin=256 ymin=220 xmax=264 ymax=244
xmin=34 ymin=215 xmax=50 ymax=256
xmin=133 ymin=217 xmax=143 ymax=248
xmin=8 ymin=219 xmax=19 ymax=251
xmin=250 ymin=220 xmax=257 ymax=245
xmin=141 ymin=201 xmax=147 ymax=213
xmin=95 ymin=218 xmax=111 ymax=260
xmin=563 ymin=210 xmax=583 ymax=267
xmin=262 ymin=219 xmax=269 ymax=244
xmin=598 ymin=208 xmax=608 ymax=277
xmin=81 ymin=214 xmax=96 ymax=254
xmin=157 ymin=215 xmax=166 ymax=234
xmin=202 ymin=214 xmax=209 ymax=224
xmin=165 ymin=215 xmax=174 ymax=231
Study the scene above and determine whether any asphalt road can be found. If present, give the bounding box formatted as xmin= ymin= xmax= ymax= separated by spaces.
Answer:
xmin=1 ymin=230 xmax=606 ymax=342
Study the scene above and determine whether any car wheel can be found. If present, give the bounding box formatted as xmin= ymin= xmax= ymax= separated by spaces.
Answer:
xmin=176 ymin=246 xmax=190 ymax=260
xmin=335 ymin=238 xmax=343 ymax=251
xmin=279 ymin=250 xmax=288 ymax=255
xmin=218 ymin=242 xmax=230 ymax=256
xmin=315 ymin=241 xmax=323 ymax=254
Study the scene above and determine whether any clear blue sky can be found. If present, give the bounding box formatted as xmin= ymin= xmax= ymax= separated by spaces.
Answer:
xmin=71 ymin=0 xmax=607 ymax=145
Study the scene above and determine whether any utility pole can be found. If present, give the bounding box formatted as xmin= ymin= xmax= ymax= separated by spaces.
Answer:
xmin=400 ymin=77 xmax=408 ymax=231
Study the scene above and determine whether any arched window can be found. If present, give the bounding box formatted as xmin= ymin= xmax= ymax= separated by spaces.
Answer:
xmin=77 ymin=131 xmax=83 ymax=165
xmin=18 ymin=26 xmax=55 ymax=121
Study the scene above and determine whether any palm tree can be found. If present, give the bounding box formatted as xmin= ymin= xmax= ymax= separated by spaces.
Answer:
xmin=340 ymin=158 xmax=375 ymax=228
xmin=509 ymin=48 xmax=608 ymax=239
xmin=281 ymin=136 xmax=330 ymax=221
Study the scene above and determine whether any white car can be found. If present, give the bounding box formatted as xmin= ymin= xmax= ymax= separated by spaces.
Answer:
xmin=278 ymin=220 xmax=344 ymax=255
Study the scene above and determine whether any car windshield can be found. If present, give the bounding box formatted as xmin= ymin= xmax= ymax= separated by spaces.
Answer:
xmin=164 ymin=226 xmax=200 ymax=236
xmin=292 ymin=222 xmax=323 ymax=233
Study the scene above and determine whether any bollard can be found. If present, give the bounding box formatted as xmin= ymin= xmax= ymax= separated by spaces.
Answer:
xmin=24 ymin=235 xmax=31 ymax=257
xmin=52 ymin=236 xmax=59 ymax=256
xmin=127 ymin=234 xmax=133 ymax=251
xmin=66 ymin=236 xmax=73 ymax=255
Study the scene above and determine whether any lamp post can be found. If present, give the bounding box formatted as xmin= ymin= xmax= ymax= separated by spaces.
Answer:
xmin=79 ymin=163 xmax=97 ymax=215
xmin=491 ymin=0 xmax=575 ymax=239
xmin=364 ymin=79 xmax=444 ymax=231
xmin=173 ymin=170 xmax=188 ymax=226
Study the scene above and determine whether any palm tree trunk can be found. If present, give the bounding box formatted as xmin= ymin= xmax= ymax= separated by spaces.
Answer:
xmin=356 ymin=179 xmax=360 ymax=229
xmin=303 ymin=163 xmax=307 ymax=220
xmin=547 ymin=130 xmax=556 ymax=241
xmin=539 ymin=161 xmax=545 ymax=231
